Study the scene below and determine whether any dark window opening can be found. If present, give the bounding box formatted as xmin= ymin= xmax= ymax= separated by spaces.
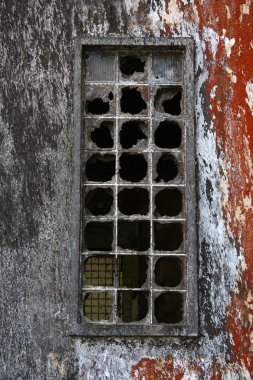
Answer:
xmin=90 ymin=121 xmax=114 ymax=148
xmin=120 ymin=87 xmax=147 ymax=114
xmin=155 ymin=257 xmax=182 ymax=287
xmin=120 ymin=120 xmax=147 ymax=149
xmin=154 ymin=222 xmax=183 ymax=251
xmin=155 ymin=154 xmax=178 ymax=182
xmin=118 ymin=187 xmax=149 ymax=215
xmin=154 ymin=292 xmax=183 ymax=323
xmin=120 ymin=55 xmax=145 ymax=76
xmin=85 ymin=188 xmax=113 ymax=216
xmin=118 ymin=291 xmax=148 ymax=322
xmin=84 ymin=221 xmax=113 ymax=251
xmin=85 ymin=154 xmax=115 ymax=182
xmin=119 ymin=153 xmax=147 ymax=182
xmin=119 ymin=255 xmax=148 ymax=288
xmin=86 ymin=98 xmax=110 ymax=115
xmin=154 ymin=188 xmax=182 ymax=216
xmin=154 ymin=87 xmax=181 ymax=115
xmin=118 ymin=220 xmax=150 ymax=251
xmin=154 ymin=120 xmax=181 ymax=148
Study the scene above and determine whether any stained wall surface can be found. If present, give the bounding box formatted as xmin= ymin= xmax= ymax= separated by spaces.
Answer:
xmin=0 ymin=1 xmax=253 ymax=379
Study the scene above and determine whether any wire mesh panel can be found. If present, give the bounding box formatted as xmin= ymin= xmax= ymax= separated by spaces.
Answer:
xmin=77 ymin=39 xmax=197 ymax=336
xmin=83 ymin=291 xmax=113 ymax=321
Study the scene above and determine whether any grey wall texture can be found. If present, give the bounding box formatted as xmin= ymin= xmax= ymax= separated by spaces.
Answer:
xmin=1 ymin=1 xmax=252 ymax=379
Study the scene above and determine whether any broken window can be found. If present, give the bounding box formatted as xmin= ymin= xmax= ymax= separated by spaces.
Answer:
xmin=74 ymin=38 xmax=197 ymax=336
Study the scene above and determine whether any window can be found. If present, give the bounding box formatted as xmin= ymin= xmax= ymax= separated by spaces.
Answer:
xmin=71 ymin=38 xmax=197 ymax=336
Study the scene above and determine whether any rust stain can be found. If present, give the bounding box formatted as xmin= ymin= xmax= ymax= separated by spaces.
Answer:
xmin=131 ymin=0 xmax=253 ymax=377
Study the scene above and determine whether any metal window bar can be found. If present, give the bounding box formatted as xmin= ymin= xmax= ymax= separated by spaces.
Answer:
xmin=71 ymin=38 xmax=197 ymax=336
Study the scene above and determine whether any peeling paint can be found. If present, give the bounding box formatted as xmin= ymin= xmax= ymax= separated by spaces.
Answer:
xmin=224 ymin=37 xmax=235 ymax=58
xmin=225 ymin=5 xmax=231 ymax=20
xmin=165 ymin=0 xmax=184 ymax=25
xmin=246 ymin=80 xmax=253 ymax=115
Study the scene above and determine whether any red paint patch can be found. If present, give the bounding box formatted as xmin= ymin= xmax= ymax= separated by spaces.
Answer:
xmin=131 ymin=358 xmax=184 ymax=380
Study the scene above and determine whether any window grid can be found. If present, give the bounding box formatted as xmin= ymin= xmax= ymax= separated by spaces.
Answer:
xmin=81 ymin=49 xmax=187 ymax=326
xmin=70 ymin=38 xmax=198 ymax=337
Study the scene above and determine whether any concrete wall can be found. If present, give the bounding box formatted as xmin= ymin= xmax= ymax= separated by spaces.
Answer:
xmin=1 ymin=1 xmax=252 ymax=378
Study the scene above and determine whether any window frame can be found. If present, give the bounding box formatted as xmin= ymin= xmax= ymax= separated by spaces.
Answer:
xmin=70 ymin=37 xmax=197 ymax=336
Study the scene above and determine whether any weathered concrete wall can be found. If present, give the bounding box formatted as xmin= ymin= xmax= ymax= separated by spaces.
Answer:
xmin=0 ymin=1 xmax=252 ymax=379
